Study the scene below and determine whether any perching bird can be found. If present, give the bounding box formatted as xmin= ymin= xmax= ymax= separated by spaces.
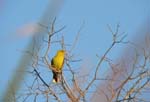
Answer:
xmin=51 ymin=50 xmax=65 ymax=83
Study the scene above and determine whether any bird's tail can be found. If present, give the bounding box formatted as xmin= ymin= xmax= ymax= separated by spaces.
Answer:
xmin=52 ymin=71 xmax=61 ymax=83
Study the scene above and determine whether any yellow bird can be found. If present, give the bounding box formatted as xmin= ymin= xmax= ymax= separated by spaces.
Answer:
xmin=51 ymin=50 xmax=65 ymax=83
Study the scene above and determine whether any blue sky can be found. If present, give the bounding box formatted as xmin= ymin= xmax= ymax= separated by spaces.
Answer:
xmin=0 ymin=0 xmax=149 ymax=100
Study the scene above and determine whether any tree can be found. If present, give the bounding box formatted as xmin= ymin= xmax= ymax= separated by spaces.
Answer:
xmin=9 ymin=18 xmax=150 ymax=102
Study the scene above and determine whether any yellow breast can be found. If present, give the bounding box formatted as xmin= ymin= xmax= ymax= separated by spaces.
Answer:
xmin=53 ymin=55 xmax=64 ymax=70
xmin=52 ymin=50 xmax=65 ymax=71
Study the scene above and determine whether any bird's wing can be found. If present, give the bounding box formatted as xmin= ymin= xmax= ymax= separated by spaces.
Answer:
xmin=51 ymin=58 xmax=54 ymax=66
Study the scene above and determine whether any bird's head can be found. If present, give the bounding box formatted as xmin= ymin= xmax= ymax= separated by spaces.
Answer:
xmin=57 ymin=50 xmax=65 ymax=56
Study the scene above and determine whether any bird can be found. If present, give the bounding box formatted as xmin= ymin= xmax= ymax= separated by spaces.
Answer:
xmin=51 ymin=50 xmax=65 ymax=83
